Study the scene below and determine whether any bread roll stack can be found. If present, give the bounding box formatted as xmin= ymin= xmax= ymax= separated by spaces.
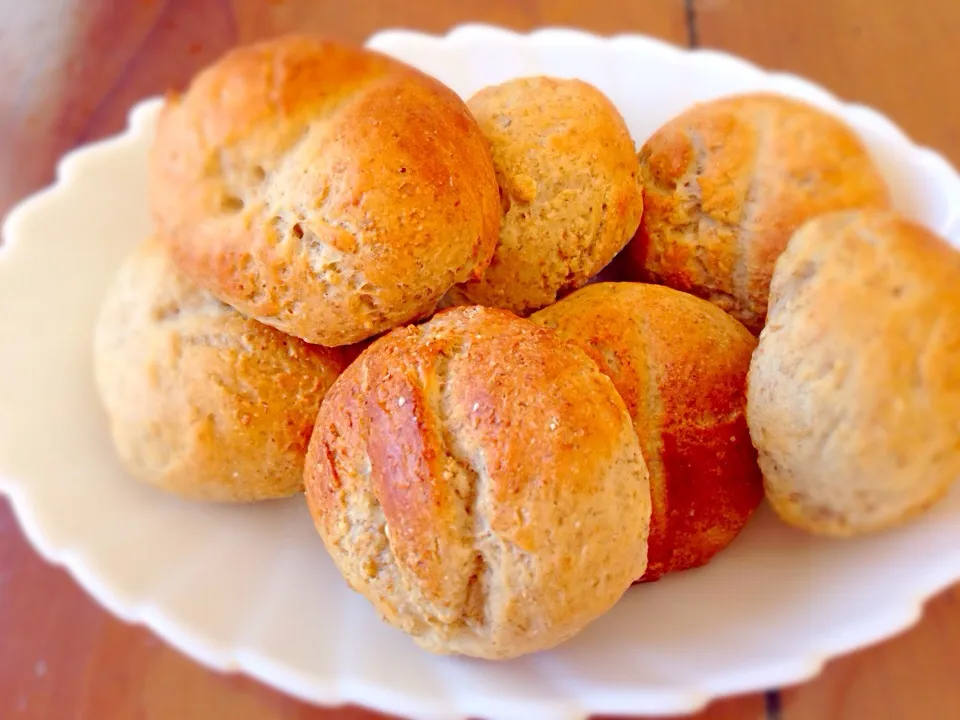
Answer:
xmin=91 ymin=29 xmax=960 ymax=662
xmin=96 ymin=36 xmax=503 ymax=501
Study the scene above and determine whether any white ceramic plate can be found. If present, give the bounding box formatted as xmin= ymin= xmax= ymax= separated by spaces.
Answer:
xmin=2 ymin=24 xmax=959 ymax=720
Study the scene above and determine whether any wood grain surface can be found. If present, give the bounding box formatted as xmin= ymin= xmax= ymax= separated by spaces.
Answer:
xmin=0 ymin=1 xmax=957 ymax=718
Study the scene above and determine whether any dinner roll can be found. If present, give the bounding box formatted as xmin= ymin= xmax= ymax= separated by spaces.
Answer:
xmin=533 ymin=283 xmax=763 ymax=581
xmin=625 ymin=93 xmax=890 ymax=333
xmin=150 ymin=35 xmax=500 ymax=346
xmin=747 ymin=210 xmax=960 ymax=536
xmin=94 ymin=237 xmax=352 ymax=502
xmin=443 ymin=77 xmax=643 ymax=315
xmin=304 ymin=306 xmax=651 ymax=659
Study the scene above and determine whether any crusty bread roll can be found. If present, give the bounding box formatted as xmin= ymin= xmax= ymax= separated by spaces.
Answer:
xmin=625 ymin=92 xmax=891 ymax=334
xmin=442 ymin=77 xmax=642 ymax=315
xmin=747 ymin=210 xmax=960 ymax=536
xmin=94 ymin=237 xmax=352 ymax=502
xmin=532 ymin=283 xmax=763 ymax=581
xmin=304 ymin=306 xmax=651 ymax=659
xmin=150 ymin=35 xmax=500 ymax=346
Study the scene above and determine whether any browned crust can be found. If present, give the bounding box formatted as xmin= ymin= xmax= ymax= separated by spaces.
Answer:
xmin=624 ymin=92 xmax=891 ymax=334
xmin=150 ymin=35 xmax=500 ymax=346
xmin=304 ymin=306 xmax=650 ymax=658
xmin=532 ymin=282 xmax=764 ymax=581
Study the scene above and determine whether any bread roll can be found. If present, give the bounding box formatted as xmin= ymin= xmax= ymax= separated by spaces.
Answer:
xmin=150 ymin=35 xmax=500 ymax=346
xmin=532 ymin=283 xmax=763 ymax=581
xmin=747 ymin=210 xmax=960 ymax=536
xmin=443 ymin=77 xmax=642 ymax=315
xmin=625 ymin=92 xmax=890 ymax=333
xmin=94 ymin=238 xmax=352 ymax=502
xmin=304 ymin=306 xmax=650 ymax=659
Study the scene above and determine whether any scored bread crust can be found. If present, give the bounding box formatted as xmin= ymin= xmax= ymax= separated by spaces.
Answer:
xmin=93 ymin=237 xmax=352 ymax=502
xmin=444 ymin=77 xmax=643 ymax=315
xmin=533 ymin=283 xmax=763 ymax=581
xmin=304 ymin=306 xmax=651 ymax=659
xmin=625 ymin=92 xmax=890 ymax=334
xmin=150 ymin=35 xmax=500 ymax=346
xmin=747 ymin=210 xmax=960 ymax=535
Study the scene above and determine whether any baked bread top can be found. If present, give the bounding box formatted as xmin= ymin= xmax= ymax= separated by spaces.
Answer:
xmin=748 ymin=209 xmax=960 ymax=535
xmin=304 ymin=306 xmax=651 ymax=658
xmin=150 ymin=35 xmax=500 ymax=346
xmin=94 ymin=237 xmax=351 ymax=501
xmin=533 ymin=282 xmax=762 ymax=580
xmin=445 ymin=77 xmax=642 ymax=315
xmin=627 ymin=92 xmax=890 ymax=333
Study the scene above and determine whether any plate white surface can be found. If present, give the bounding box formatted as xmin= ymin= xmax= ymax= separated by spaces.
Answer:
xmin=2 ymin=24 xmax=960 ymax=720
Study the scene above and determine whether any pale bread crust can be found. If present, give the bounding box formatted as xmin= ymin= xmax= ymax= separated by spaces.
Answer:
xmin=94 ymin=238 xmax=352 ymax=502
xmin=444 ymin=77 xmax=642 ymax=315
xmin=747 ymin=210 xmax=960 ymax=535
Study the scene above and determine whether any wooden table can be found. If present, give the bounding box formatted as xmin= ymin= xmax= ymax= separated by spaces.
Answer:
xmin=1 ymin=1 xmax=958 ymax=718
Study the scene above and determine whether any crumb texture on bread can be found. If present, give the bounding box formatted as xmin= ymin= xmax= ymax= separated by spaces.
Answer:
xmin=150 ymin=35 xmax=500 ymax=346
xmin=533 ymin=282 xmax=763 ymax=581
xmin=93 ymin=237 xmax=351 ymax=501
xmin=747 ymin=210 xmax=960 ymax=535
xmin=304 ymin=306 xmax=650 ymax=659
xmin=627 ymin=92 xmax=891 ymax=333
xmin=445 ymin=77 xmax=642 ymax=315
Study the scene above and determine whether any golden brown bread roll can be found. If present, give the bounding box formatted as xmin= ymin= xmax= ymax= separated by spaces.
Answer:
xmin=304 ymin=306 xmax=651 ymax=659
xmin=150 ymin=35 xmax=500 ymax=346
xmin=747 ymin=210 xmax=960 ymax=536
xmin=532 ymin=283 xmax=763 ymax=581
xmin=625 ymin=92 xmax=891 ymax=333
xmin=443 ymin=77 xmax=642 ymax=315
xmin=93 ymin=237 xmax=352 ymax=502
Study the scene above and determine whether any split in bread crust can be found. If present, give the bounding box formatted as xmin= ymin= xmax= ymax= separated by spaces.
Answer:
xmin=626 ymin=92 xmax=890 ymax=333
xmin=304 ymin=306 xmax=651 ymax=659
xmin=533 ymin=282 xmax=763 ymax=581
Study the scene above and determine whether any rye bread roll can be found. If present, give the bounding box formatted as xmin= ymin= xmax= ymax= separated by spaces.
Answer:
xmin=444 ymin=77 xmax=642 ymax=315
xmin=94 ymin=237 xmax=352 ymax=502
xmin=533 ymin=283 xmax=763 ymax=581
xmin=625 ymin=92 xmax=891 ymax=333
xmin=748 ymin=210 xmax=960 ymax=536
xmin=304 ymin=306 xmax=651 ymax=659
xmin=150 ymin=35 xmax=500 ymax=346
